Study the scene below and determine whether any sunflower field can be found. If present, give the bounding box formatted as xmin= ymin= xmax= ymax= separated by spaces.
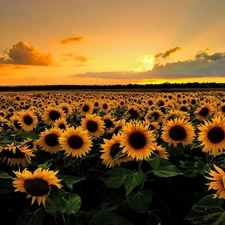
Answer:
xmin=0 ymin=90 xmax=225 ymax=225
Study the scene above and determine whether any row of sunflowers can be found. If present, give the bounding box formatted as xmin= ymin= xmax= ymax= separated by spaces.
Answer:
xmin=0 ymin=90 xmax=225 ymax=225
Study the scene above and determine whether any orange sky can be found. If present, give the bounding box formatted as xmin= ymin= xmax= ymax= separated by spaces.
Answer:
xmin=1 ymin=0 xmax=225 ymax=86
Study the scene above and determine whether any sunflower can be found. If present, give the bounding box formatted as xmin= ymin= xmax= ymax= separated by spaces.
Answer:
xmin=145 ymin=109 xmax=163 ymax=122
xmin=205 ymin=164 xmax=225 ymax=199
xmin=10 ymin=114 xmax=23 ymax=131
xmin=81 ymin=114 xmax=105 ymax=138
xmin=126 ymin=106 xmax=142 ymax=120
xmin=42 ymin=106 xmax=66 ymax=125
xmin=103 ymin=114 xmax=115 ymax=129
xmin=80 ymin=102 xmax=93 ymax=115
xmin=109 ymin=119 xmax=127 ymax=135
xmin=101 ymin=101 xmax=111 ymax=112
xmin=22 ymin=138 xmax=38 ymax=152
xmin=219 ymin=103 xmax=225 ymax=115
xmin=18 ymin=110 xmax=38 ymax=131
xmin=53 ymin=117 xmax=69 ymax=130
xmin=198 ymin=116 xmax=225 ymax=156
xmin=120 ymin=121 xmax=155 ymax=161
xmin=194 ymin=103 xmax=214 ymax=120
xmin=100 ymin=134 xmax=133 ymax=168
xmin=38 ymin=128 xmax=63 ymax=153
xmin=0 ymin=142 xmax=35 ymax=167
xmin=152 ymin=144 xmax=169 ymax=159
xmin=163 ymin=109 xmax=190 ymax=123
xmin=13 ymin=168 xmax=62 ymax=206
xmin=59 ymin=126 xmax=92 ymax=158
xmin=161 ymin=118 xmax=195 ymax=147
xmin=58 ymin=102 xmax=72 ymax=117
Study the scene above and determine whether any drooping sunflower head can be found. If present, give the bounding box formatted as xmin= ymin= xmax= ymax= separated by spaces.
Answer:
xmin=100 ymin=134 xmax=133 ymax=168
xmin=103 ymin=114 xmax=115 ymax=129
xmin=146 ymin=109 xmax=163 ymax=122
xmin=10 ymin=114 xmax=23 ymax=131
xmin=22 ymin=138 xmax=38 ymax=152
xmin=205 ymin=164 xmax=225 ymax=199
xmin=59 ymin=126 xmax=92 ymax=158
xmin=161 ymin=117 xmax=195 ymax=147
xmin=152 ymin=143 xmax=169 ymax=159
xmin=13 ymin=168 xmax=62 ymax=206
xmin=0 ymin=142 xmax=35 ymax=167
xmin=38 ymin=127 xmax=63 ymax=154
xmin=198 ymin=116 xmax=225 ymax=156
xmin=81 ymin=113 xmax=105 ymax=138
xmin=120 ymin=121 xmax=156 ymax=161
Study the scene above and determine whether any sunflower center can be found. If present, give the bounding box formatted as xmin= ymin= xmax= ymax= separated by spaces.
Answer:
xmin=82 ymin=105 xmax=89 ymax=112
xmin=68 ymin=135 xmax=84 ymax=149
xmin=62 ymin=107 xmax=68 ymax=113
xmin=129 ymin=109 xmax=139 ymax=118
xmin=104 ymin=119 xmax=114 ymax=128
xmin=222 ymin=176 xmax=225 ymax=189
xmin=152 ymin=112 xmax=159 ymax=120
xmin=110 ymin=143 xmax=124 ymax=158
xmin=86 ymin=120 xmax=98 ymax=132
xmin=180 ymin=106 xmax=188 ymax=112
xmin=23 ymin=115 xmax=33 ymax=125
xmin=14 ymin=120 xmax=22 ymax=129
xmin=49 ymin=110 xmax=60 ymax=121
xmin=103 ymin=104 xmax=108 ymax=110
xmin=191 ymin=99 xmax=196 ymax=105
xmin=222 ymin=106 xmax=225 ymax=113
xmin=24 ymin=178 xmax=50 ymax=196
xmin=169 ymin=125 xmax=187 ymax=141
xmin=45 ymin=133 xmax=59 ymax=146
xmin=94 ymin=102 xmax=99 ymax=107
xmin=0 ymin=147 xmax=24 ymax=158
xmin=149 ymin=124 xmax=155 ymax=130
xmin=128 ymin=131 xmax=147 ymax=149
xmin=207 ymin=127 xmax=225 ymax=143
xmin=26 ymin=141 xmax=34 ymax=149
xmin=114 ymin=126 xmax=122 ymax=135
xmin=199 ymin=107 xmax=209 ymax=117
xmin=59 ymin=123 xmax=66 ymax=130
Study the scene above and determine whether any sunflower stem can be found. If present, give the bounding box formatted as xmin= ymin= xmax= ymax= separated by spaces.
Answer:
xmin=61 ymin=213 xmax=67 ymax=225
xmin=138 ymin=160 xmax=143 ymax=191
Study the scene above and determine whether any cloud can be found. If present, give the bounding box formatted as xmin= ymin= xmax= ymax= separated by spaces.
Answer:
xmin=155 ymin=47 xmax=182 ymax=60
xmin=63 ymin=54 xmax=89 ymax=63
xmin=0 ymin=41 xmax=54 ymax=66
xmin=195 ymin=50 xmax=225 ymax=61
xmin=70 ymin=51 xmax=225 ymax=81
xmin=60 ymin=37 xmax=84 ymax=44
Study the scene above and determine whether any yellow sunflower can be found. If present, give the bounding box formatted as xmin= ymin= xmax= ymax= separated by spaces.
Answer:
xmin=145 ymin=109 xmax=163 ymax=122
xmin=120 ymin=121 xmax=155 ymax=161
xmin=38 ymin=127 xmax=63 ymax=153
xmin=152 ymin=144 xmax=169 ymax=159
xmin=18 ymin=110 xmax=38 ymax=131
xmin=53 ymin=117 xmax=69 ymax=131
xmin=80 ymin=102 xmax=93 ymax=116
xmin=42 ymin=106 xmax=66 ymax=125
xmin=161 ymin=118 xmax=195 ymax=147
xmin=22 ymin=138 xmax=38 ymax=152
xmin=58 ymin=102 xmax=72 ymax=117
xmin=194 ymin=103 xmax=214 ymax=120
xmin=81 ymin=113 xmax=105 ymax=138
xmin=109 ymin=119 xmax=127 ymax=135
xmin=0 ymin=142 xmax=35 ymax=167
xmin=59 ymin=126 xmax=92 ymax=158
xmin=100 ymin=134 xmax=133 ymax=168
xmin=13 ymin=168 xmax=62 ymax=206
xmin=10 ymin=114 xmax=23 ymax=131
xmin=205 ymin=164 xmax=225 ymax=199
xmin=103 ymin=114 xmax=115 ymax=129
xmin=198 ymin=116 xmax=225 ymax=156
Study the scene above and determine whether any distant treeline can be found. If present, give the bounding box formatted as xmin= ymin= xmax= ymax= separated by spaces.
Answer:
xmin=0 ymin=82 xmax=225 ymax=92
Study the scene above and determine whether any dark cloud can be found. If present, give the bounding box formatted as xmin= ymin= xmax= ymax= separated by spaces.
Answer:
xmin=70 ymin=50 xmax=225 ymax=80
xmin=0 ymin=42 xmax=54 ymax=66
xmin=155 ymin=47 xmax=182 ymax=59
xmin=195 ymin=50 xmax=225 ymax=61
xmin=60 ymin=37 xmax=84 ymax=44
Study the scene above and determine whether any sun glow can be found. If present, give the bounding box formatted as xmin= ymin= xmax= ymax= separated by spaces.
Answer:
xmin=135 ymin=54 xmax=155 ymax=72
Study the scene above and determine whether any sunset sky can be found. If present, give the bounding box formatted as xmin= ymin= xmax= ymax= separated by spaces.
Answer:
xmin=1 ymin=0 xmax=225 ymax=86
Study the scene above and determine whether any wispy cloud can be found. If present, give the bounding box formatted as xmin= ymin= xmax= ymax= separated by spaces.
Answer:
xmin=195 ymin=50 xmax=225 ymax=61
xmin=70 ymin=50 xmax=225 ymax=81
xmin=63 ymin=54 xmax=90 ymax=63
xmin=60 ymin=36 xmax=84 ymax=44
xmin=154 ymin=47 xmax=182 ymax=60
xmin=0 ymin=42 xmax=54 ymax=66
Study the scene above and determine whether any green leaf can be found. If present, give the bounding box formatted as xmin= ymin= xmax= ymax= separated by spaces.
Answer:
xmin=0 ymin=171 xmax=12 ymax=179
xmin=0 ymin=179 xmax=14 ymax=194
xmin=145 ymin=153 xmax=160 ymax=170
xmin=63 ymin=192 xmax=81 ymax=214
xmin=152 ymin=159 xmax=180 ymax=177
xmin=38 ymin=160 xmax=52 ymax=170
xmin=92 ymin=211 xmax=135 ymax=225
xmin=126 ymin=189 xmax=152 ymax=213
xmin=16 ymin=208 xmax=45 ymax=225
xmin=185 ymin=194 xmax=225 ymax=225
xmin=45 ymin=189 xmax=67 ymax=214
xmin=20 ymin=132 xmax=39 ymax=139
xmin=123 ymin=170 xmax=144 ymax=195
xmin=58 ymin=175 xmax=85 ymax=190
xmin=113 ymin=151 xmax=127 ymax=161
xmin=101 ymin=168 xmax=127 ymax=188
